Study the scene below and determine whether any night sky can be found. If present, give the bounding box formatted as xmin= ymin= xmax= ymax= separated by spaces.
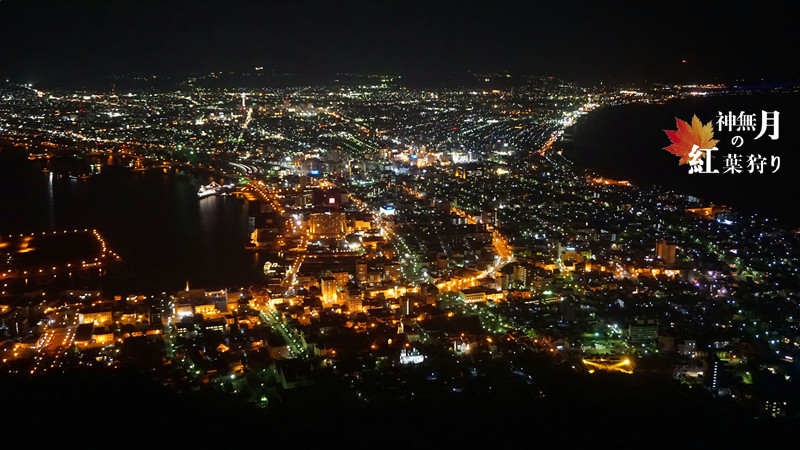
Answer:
xmin=1 ymin=0 xmax=797 ymax=86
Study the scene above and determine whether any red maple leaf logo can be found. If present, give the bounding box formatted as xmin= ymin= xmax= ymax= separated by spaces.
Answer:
xmin=664 ymin=115 xmax=719 ymax=164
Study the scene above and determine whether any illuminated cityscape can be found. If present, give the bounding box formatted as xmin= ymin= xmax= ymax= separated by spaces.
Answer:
xmin=1 ymin=0 xmax=798 ymax=445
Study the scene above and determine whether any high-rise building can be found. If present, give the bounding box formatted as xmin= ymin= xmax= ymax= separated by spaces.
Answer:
xmin=356 ymin=260 xmax=368 ymax=284
xmin=705 ymin=354 xmax=730 ymax=397
xmin=320 ymin=277 xmax=337 ymax=305
xmin=332 ymin=271 xmax=350 ymax=288
xmin=656 ymin=240 xmax=676 ymax=265
xmin=513 ymin=263 xmax=530 ymax=287
xmin=342 ymin=285 xmax=363 ymax=312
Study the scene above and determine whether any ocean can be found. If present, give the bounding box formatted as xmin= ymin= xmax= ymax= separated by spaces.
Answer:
xmin=0 ymin=150 xmax=267 ymax=294
xmin=561 ymin=91 xmax=800 ymax=229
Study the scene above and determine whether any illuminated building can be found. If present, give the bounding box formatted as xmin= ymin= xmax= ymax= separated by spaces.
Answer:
xmin=308 ymin=212 xmax=347 ymax=238
xmin=92 ymin=327 xmax=114 ymax=347
xmin=487 ymin=291 xmax=505 ymax=302
xmin=198 ymin=318 xmax=227 ymax=334
xmin=656 ymin=240 xmax=676 ymax=265
xmin=715 ymin=211 xmax=736 ymax=225
xmin=706 ymin=355 xmax=730 ymax=397
xmin=481 ymin=209 xmax=498 ymax=225
xmin=356 ymin=260 xmax=368 ymax=284
xmin=78 ymin=308 xmax=113 ymax=326
xmin=320 ymin=276 xmax=337 ymax=304
xmin=174 ymin=303 xmax=193 ymax=318
xmin=365 ymin=284 xmax=415 ymax=300
xmin=118 ymin=311 xmax=148 ymax=325
xmin=353 ymin=219 xmax=372 ymax=231
xmin=340 ymin=285 xmax=363 ymax=311
xmin=302 ymin=158 xmax=321 ymax=175
xmin=400 ymin=295 xmax=415 ymax=316
xmin=513 ymin=263 xmax=529 ymax=287
xmin=399 ymin=347 xmax=424 ymax=364
xmin=332 ymin=271 xmax=350 ymax=288
xmin=458 ymin=287 xmax=487 ymax=303
xmin=194 ymin=303 xmax=217 ymax=317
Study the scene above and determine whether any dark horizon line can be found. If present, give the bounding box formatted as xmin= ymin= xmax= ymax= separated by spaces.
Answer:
xmin=4 ymin=69 xmax=799 ymax=91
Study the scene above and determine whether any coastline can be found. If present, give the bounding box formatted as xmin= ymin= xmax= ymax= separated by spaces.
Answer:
xmin=0 ymin=150 xmax=263 ymax=295
xmin=559 ymin=92 xmax=800 ymax=229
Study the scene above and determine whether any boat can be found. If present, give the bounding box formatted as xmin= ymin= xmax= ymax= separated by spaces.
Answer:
xmin=197 ymin=181 xmax=221 ymax=198
xmin=197 ymin=181 xmax=235 ymax=198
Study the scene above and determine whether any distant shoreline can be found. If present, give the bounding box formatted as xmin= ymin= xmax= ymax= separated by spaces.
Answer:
xmin=560 ymin=92 xmax=800 ymax=229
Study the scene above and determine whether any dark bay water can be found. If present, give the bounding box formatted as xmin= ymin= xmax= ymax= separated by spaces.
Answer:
xmin=0 ymin=150 xmax=266 ymax=294
xmin=562 ymin=92 xmax=800 ymax=229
